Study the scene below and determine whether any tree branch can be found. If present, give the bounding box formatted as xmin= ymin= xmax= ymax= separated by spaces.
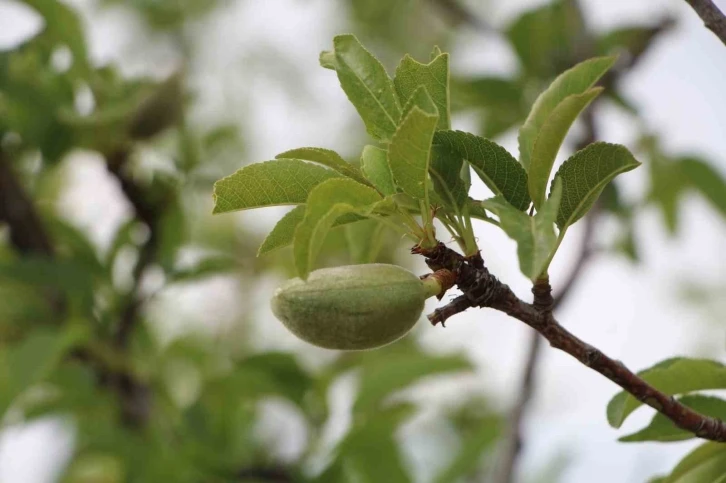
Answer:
xmin=421 ymin=244 xmax=726 ymax=443
xmin=683 ymin=0 xmax=726 ymax=46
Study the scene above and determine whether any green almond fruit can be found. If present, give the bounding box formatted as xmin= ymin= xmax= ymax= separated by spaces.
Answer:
xmin=271 ymin=264 xmax=441 ymax=350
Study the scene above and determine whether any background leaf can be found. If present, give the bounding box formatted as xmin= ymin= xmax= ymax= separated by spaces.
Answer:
xmin=394 ymin=53 xmax=450 ymax=129
xmin=679 ymin=156 xmax=726 ymax=219
xmin=434 ymin=130 xmax=531 ymax=211
xmin=328 ymin=34 xmax=401 ymax=142
xmin=519 ymin=56 xmax=615 ymax=171
xmin=212 ymin=159 xmax=342 ymax=213
xmin=553 ymin=142 xmax=640 ymax=229
xmin=388 ymin=103 xmax=439 ymax=201
xmin=660 ymin=443 xmax=726 ymax=483
xmin=607 ymin=358 xmax=726 ymax=428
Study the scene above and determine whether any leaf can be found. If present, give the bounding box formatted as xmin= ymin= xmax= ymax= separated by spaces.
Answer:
xmin=388 ymin=103 xmax=439 ymax=201
xmin=661 ymin=443 xmax=726 ymax=483
xmin=212 ymin=159 xmax=342 ymax=214
xmin=393 ymin=52 xmax=450 ymax=129
xmin=327 ymin=34 xmax=401 ymax=141
xmin=620 ymin=395 xmax=726 ymax=443
xmin=607 ymin=358 xmax=726 ymax=428
xmin=339 ymin=405 xmax=414 ymax=483
xmin=276 ymin=147 xmax=371 ymax=186
xmin=482 ymin=179 xmax=562 ymax=280
xmin=400 ymin=85 xmax=438 ymax=120
xmin=434 ymin=130 xmax=531 ymax=211
xmin=553 ymin=142 xmax=640 ymax=230
xmin=433 ymin=416 xmax=501 ymax=483
xmin=519 ymin=56 xmax=615 ymax=171
xmin=527 ymin=87 xmax=603 ymax=209
xmin=346 ymin=219 xmax=386 ymax=264
xmin=354 ymin=344 xmax=472 ymax=414
xmin=361 ymin=145 xmax=396 ymax=196
xmin=258 ymin=205 xmax=306 ymax=255
xmin=293 ymin=179 xmax=381 ymax=278
xmin=430 ymin=144 xmax=468 ymax=210
xmin=680 ymin=156 xmax=726 ymax=219
xmin=237 ymin=352 xmax=312 ymax=406
xmin=0 ymin=327 xmax=86 ymax=415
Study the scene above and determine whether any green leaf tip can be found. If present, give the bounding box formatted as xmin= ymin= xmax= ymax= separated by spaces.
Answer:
xmin=394 ymin=52 xmax=451 ymax=130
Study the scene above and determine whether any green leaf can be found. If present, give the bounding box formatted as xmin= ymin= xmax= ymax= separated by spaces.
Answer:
xmin=607 ymin=358 xmax=726 ymax=428
xmin=361 ymin=145 xmax=396 ymax=196
xmin=319 ymin=50 xmax=337 ymax=70
xmin=620 ymin=395 xmax=726 ymax=443
xmin=0 ymin=327 xmax=86 ymax=415
xmin=212 ymin=159 xmax=342 ymax=214
xmin=527 ymin=87 xmax=603 ymax=209
xmin=346 ymin=219 xmax=386 ymax=264
xmin=258 ymin=205 xmax=306 ymax=255
xmin=519 ymin=56 xmax=616 ymax=171
xmin=394 ymin=52 xmax=450 ymax=129
xmin=553 ymin=142 xmax=640 ymax=229
xmin=293 ymin=178 xmax=381 ymax=278
xmin=276 ymin=147 xmax=371 ymax=186
xmin=327 ymin=34 xmax=401 ymax=142
xmin=400 ymin=85 xmax=438 ymax=120
xmin=388 ymin=103 xmax=439 ymax=201
xmin=433 ymin=416 xmax=501 ymax=483
xmin=434 ymin=130 xmax=531 ymax=211
xmin=354 ymin=344 xmax=472 ymax=414
xmin=237 ymin=352 xmax=312 ymax=406
xmin=339 ymin=405 xmax=415 ymax=483
xmin=430 ymin=144 xmax=468 ymax=210
xmin=661 ymin=443 xmax=726 ymax=483
xmin=680 ymin=156 xmax=726 ymax=219
xmin=482 ymin=179 xmax=562 ymax=280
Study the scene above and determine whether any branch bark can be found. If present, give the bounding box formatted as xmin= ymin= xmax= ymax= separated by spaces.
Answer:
xmin=421 ymin=244 xmax=726 ymax=443
xmin=684 ymin=0 xmax=726 ymax=46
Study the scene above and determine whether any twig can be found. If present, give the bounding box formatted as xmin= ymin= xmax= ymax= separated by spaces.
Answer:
xmin=422 ymin=244 xmax=726 ymax=443
xmin=684 ymin=0 xmax=726 ymax=46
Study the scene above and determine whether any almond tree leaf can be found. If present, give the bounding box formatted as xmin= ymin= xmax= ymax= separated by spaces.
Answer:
xmin=394 ymin=52 xmax=450 ymax=129
xmin=361 ymin=145 xmax=396 ymax=196
xmin=661 ymin=443 xmax=726 ymax=483
xmin=553 ymin=142 xmax=640 ymax=230
xmin=519 ymin=56 xmax=616 ymax=170
xmin=212 ymin=160 xmax=342 ymax=214
xmin=606 ymin=358 xmax=726 ymax=429
xmin=388 ymin=102 xmax=439 ymax=201
xmin=430 ymin=144 xmax=467 ymax=210
xmin=294 ymin=179 xmax=381 ymax=278
xmin=434 ymin=130 xmax=530 ymax=211
xmin=679 ymin=156 xmax=726 ymax=219
xmin=528 ymin=87 xmax=603 ymax=209
xmin=619 ymin=395 xmax=726 ymax=443
xmin=258 ymin=205 xmax=306 ymax=256
xmin=319 ymin=50 xmax=337 ymax=70
xmin=433 ymin=415 xmax=502 ymax=483
xmin=481 ymin=179 xmax=561 ymax=280
xmin=400 ymin=85 xmax=438 ymax=121
xmin=328 ymin=34 xmax=401 ymax=142
xmin=276 ymin=147 xmax=371 ymax=186
xmin=346 ymin=219 xmax=386 ymax=264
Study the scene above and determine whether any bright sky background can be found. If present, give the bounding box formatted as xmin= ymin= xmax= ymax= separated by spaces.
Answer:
xmin=1 ymin=0 xmax=726 ymax=482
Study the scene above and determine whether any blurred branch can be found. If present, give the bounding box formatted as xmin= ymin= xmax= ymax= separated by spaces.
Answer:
xmin=0 ymin=149 xmax=54 ymax=256
xmin=421 ymin=244 xmax=726 ymax=443
xmin=104 ymin=148 xmax=166 ymax=426
xmin=684 ymin=0 xmax=726 ymax=46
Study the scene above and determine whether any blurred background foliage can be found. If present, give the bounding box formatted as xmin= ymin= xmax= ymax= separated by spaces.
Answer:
xmin=1 ymin=0 xmax=725 ymax=482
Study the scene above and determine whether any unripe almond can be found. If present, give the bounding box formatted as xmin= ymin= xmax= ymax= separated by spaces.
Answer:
xmin=271 ymin=264 xmax=440 ymax=350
